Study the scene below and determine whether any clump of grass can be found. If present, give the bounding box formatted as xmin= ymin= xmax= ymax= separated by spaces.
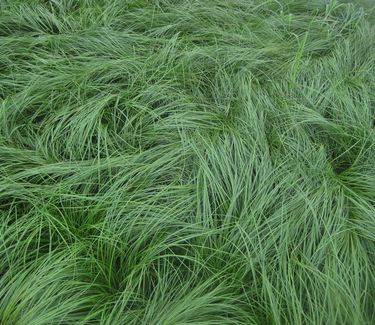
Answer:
xmin=0 ymin=0 xmax=374 ymax=324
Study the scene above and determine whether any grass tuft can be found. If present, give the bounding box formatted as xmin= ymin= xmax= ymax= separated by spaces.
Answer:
xmin=0 ymin=0 xmax=374 ymax=324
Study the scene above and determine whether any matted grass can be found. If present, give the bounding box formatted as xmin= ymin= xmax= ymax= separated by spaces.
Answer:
xmin=0 ymin=1 xmax=374 ymax=324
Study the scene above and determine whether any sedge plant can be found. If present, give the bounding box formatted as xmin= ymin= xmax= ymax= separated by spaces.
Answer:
xmin=0 ymin=0 xmax=374 ymax=324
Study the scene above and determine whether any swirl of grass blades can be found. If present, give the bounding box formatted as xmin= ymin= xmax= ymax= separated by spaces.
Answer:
xmin=0 ymin=0 xmax=374 ymax=324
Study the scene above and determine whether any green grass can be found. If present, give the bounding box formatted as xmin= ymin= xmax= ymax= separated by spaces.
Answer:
xmin=0 ymin=0 xmax=374 ymax=324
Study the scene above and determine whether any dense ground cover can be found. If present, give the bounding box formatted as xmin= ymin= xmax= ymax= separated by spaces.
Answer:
xmin=0 ymin=0 xmax=374 ymax=324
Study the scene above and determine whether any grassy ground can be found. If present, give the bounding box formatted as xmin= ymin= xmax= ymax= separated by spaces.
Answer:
xmin=350 ymin=0 xmax=375 ymax=21
xmin=0 ymin=1 xmax=374 ymax=324
xmin=353 ymin=0 xmax=375 ymax=9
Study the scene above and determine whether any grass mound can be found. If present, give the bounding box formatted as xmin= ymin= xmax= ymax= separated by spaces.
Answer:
xmin=0 ymin=0 xmax=374 ymax=324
